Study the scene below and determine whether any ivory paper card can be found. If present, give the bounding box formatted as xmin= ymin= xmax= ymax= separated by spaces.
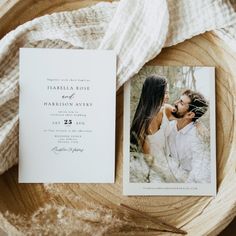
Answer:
xmin=123 ymin=66 xmax=216 ymax=196
xmin=19 ymin=48 xmax=116 ymax=183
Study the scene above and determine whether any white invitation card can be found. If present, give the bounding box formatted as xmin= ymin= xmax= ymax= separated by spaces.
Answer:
xmin=19 ymin=48 xmax=116 ymax=183
xmin=123 ymin=66 xmax=216 ymax=196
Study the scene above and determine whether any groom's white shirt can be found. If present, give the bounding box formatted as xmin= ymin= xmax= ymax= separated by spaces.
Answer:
xmin=168 ymin=120 xmax=210 ymax=183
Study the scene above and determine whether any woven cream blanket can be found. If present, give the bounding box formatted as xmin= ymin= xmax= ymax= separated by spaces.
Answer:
xmin=0 ymin=0 xmax=235 ymax=174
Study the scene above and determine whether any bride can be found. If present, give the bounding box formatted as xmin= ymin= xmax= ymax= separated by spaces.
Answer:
xmin=130 ymin=75 xmax=177 ymax=183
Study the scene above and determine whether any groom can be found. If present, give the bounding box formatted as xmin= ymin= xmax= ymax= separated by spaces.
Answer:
xmin=168 ymin=89 xmax=210 ymax=183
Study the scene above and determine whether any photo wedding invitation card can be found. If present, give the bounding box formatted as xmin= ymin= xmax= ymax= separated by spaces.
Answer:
xmin=123 ymin=66 xmax=216 ymax=196
xmin=19 ymin=48 xmax=116 ymax=183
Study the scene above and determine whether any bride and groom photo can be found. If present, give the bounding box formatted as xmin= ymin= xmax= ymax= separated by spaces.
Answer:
xmin=129 ymin=66 xmax=214 ymax=185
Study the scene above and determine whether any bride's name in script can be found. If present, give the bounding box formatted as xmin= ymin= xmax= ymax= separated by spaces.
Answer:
xmin=51 ymin=146 xmax=84 ymax=155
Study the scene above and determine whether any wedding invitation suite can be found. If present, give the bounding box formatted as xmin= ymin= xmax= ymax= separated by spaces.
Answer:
xmin=123 ymin=66 xmax=216 ymax=196
xmin=19 ymin=48 xmax=116 ymax=183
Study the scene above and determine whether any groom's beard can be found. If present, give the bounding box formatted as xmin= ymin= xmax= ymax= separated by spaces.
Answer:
xmin=171 ymin=105 xmax=185 ymax=118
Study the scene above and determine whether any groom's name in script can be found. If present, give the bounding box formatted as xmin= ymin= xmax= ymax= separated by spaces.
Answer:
xmin=51 ymin=146 xmax=84 ymax=155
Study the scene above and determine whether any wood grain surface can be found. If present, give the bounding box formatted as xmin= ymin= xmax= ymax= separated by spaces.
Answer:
xmin=0 ymin=0 xmax=236 ymax=235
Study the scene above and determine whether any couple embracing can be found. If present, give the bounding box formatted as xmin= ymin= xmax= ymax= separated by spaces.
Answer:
xmin=130 ymin=75 xmax=211 ymax=183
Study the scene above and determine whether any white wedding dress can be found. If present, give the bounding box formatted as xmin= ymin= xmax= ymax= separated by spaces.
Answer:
xmin=129 ymin=107 xmax=176 ymax=183
xmin=146 ymin=108 xmax=177 ymax=183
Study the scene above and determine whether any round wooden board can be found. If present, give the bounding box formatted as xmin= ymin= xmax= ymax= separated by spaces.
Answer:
xmin=0 ymin=1 xmax=236 ymax=235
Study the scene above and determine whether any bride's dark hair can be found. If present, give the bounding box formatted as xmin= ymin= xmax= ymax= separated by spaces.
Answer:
xmin=130 ymin=75 xmax=167 ymax=151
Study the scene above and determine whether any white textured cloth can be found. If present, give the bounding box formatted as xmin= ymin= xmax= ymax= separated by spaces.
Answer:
xmin=0 ymin=0 xmax=236 ymax=175
xmin=214 ymin=25 xmax=236 ymax=52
